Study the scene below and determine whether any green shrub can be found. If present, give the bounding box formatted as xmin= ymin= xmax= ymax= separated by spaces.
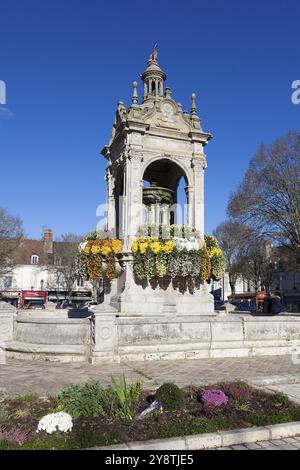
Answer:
xmin=56 ymin=380 xmax=105 ymax=418
xmin=56 ymin=376 xmax=143 ymax=420
xmin=271 ymin=391 xmax=289 ymax=406
xmin=155 ymin=383 xmax=185 ymax=411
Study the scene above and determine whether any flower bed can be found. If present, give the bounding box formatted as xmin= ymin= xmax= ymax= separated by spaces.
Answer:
xmin=1 ymin=380 xmax=300 ymax=450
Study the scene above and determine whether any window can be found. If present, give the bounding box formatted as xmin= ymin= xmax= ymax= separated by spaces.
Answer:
xmin=31 ymin=254 xmax=39 ymax=265
xmin=54 ymin=255 xmax=62 ymax=266
xmin=77 ymin=277 xmax=84 ymax=287
xmin=4 ymin=276 xmax=12 ymax=288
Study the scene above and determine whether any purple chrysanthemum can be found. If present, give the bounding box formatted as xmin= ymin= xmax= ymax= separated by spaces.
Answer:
xmin=201 ymin=389 xmax=229 ymax=407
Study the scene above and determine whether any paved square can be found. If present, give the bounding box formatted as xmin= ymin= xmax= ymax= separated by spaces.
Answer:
xmin=1 ymin=354 xmax=300 ymax=397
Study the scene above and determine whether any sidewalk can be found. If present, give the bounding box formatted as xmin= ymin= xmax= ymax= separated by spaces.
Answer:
xmin=1 ymin=355 xmax=300 ymax=397
xmin=218 ymin=436 xmax=300 ymax=450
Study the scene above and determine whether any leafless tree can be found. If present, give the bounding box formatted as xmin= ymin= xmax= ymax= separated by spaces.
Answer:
xmin=0 ymin=207 xmax=23 ymax=275
xmin=213 ymin=220 xmax=251 ymax=297
xmin=240 ymin=239 xmax=275 ymax=293
xmin=228 ymin=131 xmax=300 ymax=258
xmin=50 ymin=233 xmax=83 ymax=302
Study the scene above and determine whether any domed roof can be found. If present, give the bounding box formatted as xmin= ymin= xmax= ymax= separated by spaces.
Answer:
xmin=141 ymin=46 xmax=166 ymax=80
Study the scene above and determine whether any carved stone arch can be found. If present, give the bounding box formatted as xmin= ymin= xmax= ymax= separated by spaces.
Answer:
xmin=141 ymin=155 xmax=192 ymax=188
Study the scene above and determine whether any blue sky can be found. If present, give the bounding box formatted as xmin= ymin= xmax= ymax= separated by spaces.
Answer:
xmin=0 ymin=0 xmax=299 ymax=239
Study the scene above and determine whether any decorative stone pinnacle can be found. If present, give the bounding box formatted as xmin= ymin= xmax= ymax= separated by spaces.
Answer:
xmin=191 ymin=93 xmax=197 ymax=115
xmin=165 ymin=87 xmax=171 ymax=98
xmin=132 ymin=81 xmax=138 ymax=105
xmin=149 ymin=44 xmax=158 ymax=63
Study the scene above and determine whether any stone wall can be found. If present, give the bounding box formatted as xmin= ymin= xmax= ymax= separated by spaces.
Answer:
xmin=91 ymin=310 xmax=300 ymax=363
xmin=2 ymin=304 xmax=300 ymax=363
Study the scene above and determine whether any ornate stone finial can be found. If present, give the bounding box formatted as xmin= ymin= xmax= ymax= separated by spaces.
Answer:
xmin=165 ymin=87 xmax=171 ymax=98
xmin=132 ymin=81 xmax=138 ymax=105
xmin=149 ymin=44 xmax=158 ymax=62
xmin=191 ymin=93 xmax=197 ymax=115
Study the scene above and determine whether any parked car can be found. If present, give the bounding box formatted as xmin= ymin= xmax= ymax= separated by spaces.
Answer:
xmin=25 ymin=300 xmax=45 ymax=310
xmin=83 ymin=301 xmax=98 ymax=310
xmin=57 ymin=301 xmax=77 ymax=310
xmin=214 ymin=300 xmax=224 ymax=310
xmin=232 ymin=301 xmax=256 ymax=313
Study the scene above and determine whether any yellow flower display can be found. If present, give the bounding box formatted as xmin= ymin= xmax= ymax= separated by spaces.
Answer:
xmin=100 ymin=246 xmax=112 ymax=256
xmin=91 ymin=245 xmax=101 ymax=255
xmin=81 ymin=236 xmax=123 ymax=281
xmin=162 ymin=240 xmax=174 ymax=254
xmin=132 ymin=241 xmax=139 ymax=253
xmin=209 ymin=246 xmax=223 ymax=257
xmin=139 ymin=242 xmax=148 ymax=254
xmin=150 ymin=242 xmax=161 ymax=254
xmin=112 ymin=239 xmax=122 ymax=254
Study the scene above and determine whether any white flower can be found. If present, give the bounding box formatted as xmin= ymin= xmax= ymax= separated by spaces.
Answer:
xmin=37 ymin=412 xmax=73 ymax=434
xmin=79 ymin=241 xmax=87 ymax=252
xmin=173 ymin=237 xmax=199 ymax=251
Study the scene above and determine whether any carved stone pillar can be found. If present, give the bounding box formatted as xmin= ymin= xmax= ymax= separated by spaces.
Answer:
xmin=91 ymin=304 xmax=118 ymax=363
xmin=123 ymin=154 xmax=143 ymax=249
xmin=106 ymin=168 xmax=116 ymax=232
xmin=192 ymin=160 xmax=205 ymax=238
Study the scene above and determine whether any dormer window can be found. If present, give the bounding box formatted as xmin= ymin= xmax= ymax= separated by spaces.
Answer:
xmin=31 ymin=254 xmax=39 ymax=265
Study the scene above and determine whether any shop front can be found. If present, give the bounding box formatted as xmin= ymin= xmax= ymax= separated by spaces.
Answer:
xmin=0 ymin=290 xmax=20 ymax=307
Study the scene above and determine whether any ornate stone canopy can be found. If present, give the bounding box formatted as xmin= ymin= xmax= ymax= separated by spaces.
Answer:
xmin=101 ymin=48 xmax=213 ymax=248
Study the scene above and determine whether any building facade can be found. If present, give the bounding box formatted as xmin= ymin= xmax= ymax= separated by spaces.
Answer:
xmin=0 ymin=228 xmax=93 ymax=307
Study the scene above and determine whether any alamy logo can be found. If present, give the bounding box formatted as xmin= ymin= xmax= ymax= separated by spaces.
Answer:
xmin=0 ymin=80 xmax=6 ymax=105
xmin=291 ymin=80 xmax=300 ymax=105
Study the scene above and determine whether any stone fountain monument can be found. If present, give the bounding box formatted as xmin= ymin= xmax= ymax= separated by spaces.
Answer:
xmin=3 ymin=48 xmax=300 ymax=363
xmin=100 ymin=46 xmax=214 ymax=318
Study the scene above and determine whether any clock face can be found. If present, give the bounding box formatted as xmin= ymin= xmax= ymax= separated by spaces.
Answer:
xmin=162 ymin=103 xmax=174 ymax=122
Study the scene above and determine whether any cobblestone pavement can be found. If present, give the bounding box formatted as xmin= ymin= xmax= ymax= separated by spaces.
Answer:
xmin=217 ymin=436 xmax=300 ymax=450
xmin=1 ymin=354 xmax=300 ymax=397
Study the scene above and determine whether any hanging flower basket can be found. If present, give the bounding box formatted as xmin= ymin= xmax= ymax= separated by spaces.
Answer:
xmin=78 ymin=234 xmax=123 ymax=280
xmin=131 ymin=225 xmax=225 ymax=283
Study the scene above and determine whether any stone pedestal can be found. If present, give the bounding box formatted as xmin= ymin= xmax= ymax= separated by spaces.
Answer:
xmin=108 ymin=254 xmax=215 ymax=316
xmin=91 ymin=304 xmax=118 ymax=363
xmin=0 ymin=302 xmax=15 ymax=342
xmin=0 ymin=302 xmax=16 ymax=364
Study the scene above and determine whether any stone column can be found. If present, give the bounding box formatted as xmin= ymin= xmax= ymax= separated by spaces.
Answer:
xmin=91 ymin=304 xmax=118 ymax=363
xmin=185 ymin=186 xmax=193 ymax=227
xmin=106 ymin=169 xmax=116 ymax=233
xmin=124 ymin=154 xmax=143 ymax=249
xmin=192 ymin=161 xmax=205 ymax=238
xmin=155 ymin=203 xmax=160 ymax=224
xmin=162 ymin=205 xmax=169 ymax=225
